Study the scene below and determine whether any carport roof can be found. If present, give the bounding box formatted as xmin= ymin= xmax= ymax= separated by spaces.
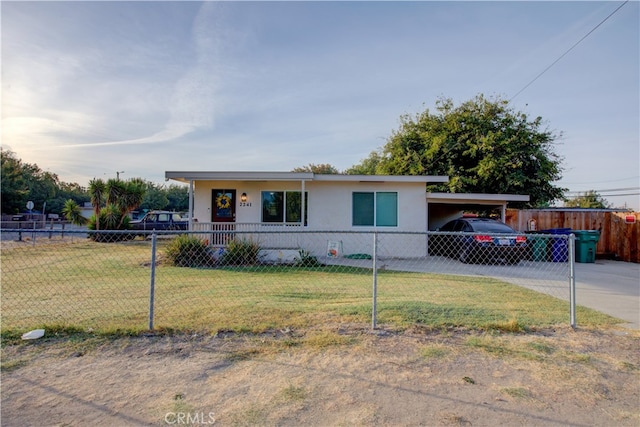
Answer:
xmin=165 ymin=171 xmax=449 ymax=184
xmin=426 ymin=192 xmax=530 ymax=204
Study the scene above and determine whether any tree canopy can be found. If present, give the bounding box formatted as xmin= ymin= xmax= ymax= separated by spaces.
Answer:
xmin=292 ymin=163 xmax=341 ymax=174
xmin=1 ymin=149 xmax=188 ymax=216
xmin=347 ymin=95 xmax=566 ymax=208
xmin=564 ymin=190 xmax=611 ymax=209
xmin=1 ymin=148 xmax=88 ymax=215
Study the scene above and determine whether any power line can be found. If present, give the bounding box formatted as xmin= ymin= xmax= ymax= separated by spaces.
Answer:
xmin=561 ymin=175 xmax=640 ymax=185
xmin=509 ymin=1 xmax=629 ymax=102
xmin=596 ymin=193 xmax=640 ymax=197
xmin=565 ymin=191 xmax=639 ymax=198
xmin=565 ymin=187 xmax=640 ymax=194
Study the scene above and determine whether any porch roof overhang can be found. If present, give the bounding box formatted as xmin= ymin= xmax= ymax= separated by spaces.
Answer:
xmin=426 ymin=192 xmax=530 ymax=205
xmin=165 ymin=171 xmax=449 ymax=184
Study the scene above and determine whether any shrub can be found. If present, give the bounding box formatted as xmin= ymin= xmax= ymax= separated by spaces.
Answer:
xmin=165 ymin=235 xmax=215 ymax=267
xmin=219 ymin=238 xmax=261 ymax=266
xmin=294 ymin=249 xmax=322 ymax=267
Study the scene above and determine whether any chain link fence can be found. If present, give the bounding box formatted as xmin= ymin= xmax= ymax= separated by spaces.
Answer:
xmin=1 ymin=229 xmax=576 ymax=334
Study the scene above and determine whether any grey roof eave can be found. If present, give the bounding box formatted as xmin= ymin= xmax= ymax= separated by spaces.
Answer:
xmin=426 ymin=192 xmax=530 ymax=203
xmin=165 ymin=171 xmax=449 ymax=184
xmin=164 ymin=171 xmax=314 ymax=183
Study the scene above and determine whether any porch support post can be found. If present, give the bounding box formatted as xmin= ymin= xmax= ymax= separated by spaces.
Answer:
xmin=301 ymin=179 xmax=306 ymax=227
xmin=501 ymin=203 xmax=506 ymax=222
xmin=188 ymin=179 xmax=194 ymax=230
xmin=426 ymin=198 xmax=430 ymax=256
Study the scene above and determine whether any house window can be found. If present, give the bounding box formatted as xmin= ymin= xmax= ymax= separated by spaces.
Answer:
xmin=261 ymin=191 xmax=308 ymax=224
xmin=352 ymin=192 xmax=397 ymax=227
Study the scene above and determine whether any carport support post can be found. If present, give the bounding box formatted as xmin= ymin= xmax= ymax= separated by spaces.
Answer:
xmin=372 ymin=232 xmax=378 ymax=330
xmin=569 ymin=234 xmax=576 ymax=328
xmin=149 ymin=232 xmax=157 ymax=330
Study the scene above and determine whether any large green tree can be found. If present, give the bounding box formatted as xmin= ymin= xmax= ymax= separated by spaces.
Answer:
xmin=47 ymin=182 xmax=89 ymax=216
xmin=348 ymin=95 xmax=565 ymax=208
xmin=1 ymin=149 xmax=29 ymax=214
xmin=138 ymin=180 xmax=170 ymax=212
xmin=1 ymin=150 xmax=186 ymax=217
xmin=345 ymin=152 xmax=383 ymax=175
xmin=2 ymin=149 xmax=89 ymax=215
xmin=166 ymin=184 xmax=189 ymax=212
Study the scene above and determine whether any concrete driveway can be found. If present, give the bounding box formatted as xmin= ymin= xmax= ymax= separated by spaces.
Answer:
xmin=573 ymin=260 xmax=639 ymax=329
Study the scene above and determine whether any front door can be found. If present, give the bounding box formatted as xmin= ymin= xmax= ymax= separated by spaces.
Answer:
xmin=212 ymin=189 xmax=236 ymax=222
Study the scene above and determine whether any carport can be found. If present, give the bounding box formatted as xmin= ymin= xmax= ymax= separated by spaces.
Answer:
xmin=426 ymin=192 xmax=530 ymax=231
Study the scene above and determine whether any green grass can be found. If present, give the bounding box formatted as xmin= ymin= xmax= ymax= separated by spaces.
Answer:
xmin=280 ymin=384 xmax=307 ymax=402
xmin=419 ymin=344 xmax=449 ymax=360
xmin=465 ymin=335 xmax=546 ymax=361
xmin=0 ymin=239 xmax=621 ymax=337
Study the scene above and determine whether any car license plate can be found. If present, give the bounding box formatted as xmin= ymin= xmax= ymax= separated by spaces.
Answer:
xmin=498 ymin=239 xmax=511 ymax=246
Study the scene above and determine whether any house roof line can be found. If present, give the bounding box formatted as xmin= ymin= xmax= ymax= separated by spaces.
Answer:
xmin=165 ymin=171 xmax=313 ymax=182
xmin=165 ymin=171 xmax=449 ymax=184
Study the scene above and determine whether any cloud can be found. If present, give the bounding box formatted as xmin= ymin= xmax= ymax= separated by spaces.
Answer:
xmin=57 ymin=2 xmax=222 ymax=149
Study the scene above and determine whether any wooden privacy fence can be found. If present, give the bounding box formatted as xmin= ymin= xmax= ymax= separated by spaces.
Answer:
xmin=505 ymin=209 xmax=640 ymax=263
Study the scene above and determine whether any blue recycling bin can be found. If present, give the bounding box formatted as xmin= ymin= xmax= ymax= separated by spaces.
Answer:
xmin=543 ymin=228 xmax=572 ymax=262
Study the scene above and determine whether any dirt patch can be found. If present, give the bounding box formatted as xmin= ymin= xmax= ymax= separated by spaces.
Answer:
xmin=2 ymin=325 xmax=639 ymax=426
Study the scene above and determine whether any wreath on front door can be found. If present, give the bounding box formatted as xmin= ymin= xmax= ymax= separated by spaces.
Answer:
xmin=216 ymin=194 xmax=231 ymax=210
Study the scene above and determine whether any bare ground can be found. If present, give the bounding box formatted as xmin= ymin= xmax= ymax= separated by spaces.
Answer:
xmin=1 ymin=325 xmax=639 ymax=427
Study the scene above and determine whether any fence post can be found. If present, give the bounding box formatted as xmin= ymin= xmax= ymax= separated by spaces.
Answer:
xmin=149 ymin=232 xmax=157 ymax=330
xmin=569 ymin=234 xmax=576 ymax=328
xmin=372 ymin=231 xmax=378 ymax=330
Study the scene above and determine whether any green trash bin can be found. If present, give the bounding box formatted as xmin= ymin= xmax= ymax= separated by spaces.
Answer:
xmin=526 ymin=231 xmax=547 ymax=261
xmin=574 ymin=230 xmax=600 ymax=263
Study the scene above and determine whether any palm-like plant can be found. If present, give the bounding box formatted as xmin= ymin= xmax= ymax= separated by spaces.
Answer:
xmin=88 ymin=178 xmax=106 ymax=230
xmin=116 ymin=181 xmax=145 ymax=229
xmin=87 ymin=178 xmax=146 ymax=238
xmin=61 ymin=199 xmax=87 ymax=225
xmin=106 ymin=178 xmax=125 ymax=208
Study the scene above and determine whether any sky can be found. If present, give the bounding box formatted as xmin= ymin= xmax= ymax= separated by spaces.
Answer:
xmin=2 ymin=1 xmax=639 ymax=210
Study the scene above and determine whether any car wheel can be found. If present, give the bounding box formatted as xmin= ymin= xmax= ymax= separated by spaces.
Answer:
xmin=459 ymin=247 xmax=471 ymax=264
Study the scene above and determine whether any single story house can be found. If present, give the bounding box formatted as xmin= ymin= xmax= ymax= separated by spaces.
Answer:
xmin=164 ymin=171 xmax=529 ymax=259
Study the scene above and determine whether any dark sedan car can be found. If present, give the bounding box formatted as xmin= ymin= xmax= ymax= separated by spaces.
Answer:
xmin=129 ymin=211 xmax=188 ymax=233
xmin=430 ymin=217 xmax=528 ymax=264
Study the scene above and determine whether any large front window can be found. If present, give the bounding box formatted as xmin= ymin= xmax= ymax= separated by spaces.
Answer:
xmin=262 ymin=191 xmax=308 ymax=224
xmin=352 ymin=191 xmax=397 ymax=227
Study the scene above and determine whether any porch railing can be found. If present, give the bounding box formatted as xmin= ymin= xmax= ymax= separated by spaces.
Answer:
xmin=191 ymin=222 xmax=303 ymax=248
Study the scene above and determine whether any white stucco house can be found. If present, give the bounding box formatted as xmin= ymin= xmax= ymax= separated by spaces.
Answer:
xmin=164 ymin=171 xmax=528 ymax=259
